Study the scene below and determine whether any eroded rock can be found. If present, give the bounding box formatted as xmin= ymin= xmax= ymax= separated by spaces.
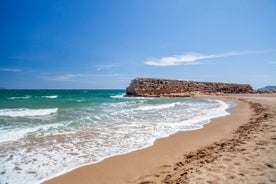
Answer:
xmin=126 ymin=78 xmax=253 ymax=97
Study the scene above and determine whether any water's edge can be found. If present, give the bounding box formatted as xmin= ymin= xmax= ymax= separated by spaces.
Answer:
xmin=41 ymin=97 xmax=236 ymax=184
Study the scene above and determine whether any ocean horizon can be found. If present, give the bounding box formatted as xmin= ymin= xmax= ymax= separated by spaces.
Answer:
xmin=0 ymin=89 xmax=234 ymax=184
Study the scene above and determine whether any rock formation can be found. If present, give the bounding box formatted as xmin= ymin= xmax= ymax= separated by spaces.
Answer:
xmin=126 ymin=78 xmax=254 ymax=97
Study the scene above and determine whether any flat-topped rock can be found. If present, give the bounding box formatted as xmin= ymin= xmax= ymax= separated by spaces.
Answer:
xmin=126 ymin=78 xmax=254 ymax=97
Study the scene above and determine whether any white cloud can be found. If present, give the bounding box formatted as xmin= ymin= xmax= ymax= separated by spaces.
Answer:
xmin=0 ymin=68 xmax=22 ymax=72
xmin=43 ymin=74 xmax=82 ymax=81
xmin=145 ymin=53 xmax=215 ymax=66
xmin=144 ymin=50 xmax=272 ymax=66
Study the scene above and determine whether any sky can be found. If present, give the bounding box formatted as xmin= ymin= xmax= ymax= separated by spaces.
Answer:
xmin=0 ymin=0 xmax=276 ymax=89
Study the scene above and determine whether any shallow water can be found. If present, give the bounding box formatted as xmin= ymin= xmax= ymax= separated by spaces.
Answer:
xmin=0 ymin=90 xmax=233 ymax=184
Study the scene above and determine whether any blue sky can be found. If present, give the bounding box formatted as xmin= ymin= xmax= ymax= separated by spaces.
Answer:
xmin=0 ymin=0 xmax=275 ymax=89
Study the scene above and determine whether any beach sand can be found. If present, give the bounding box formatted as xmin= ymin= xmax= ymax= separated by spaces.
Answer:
xmin=44 ymin=94 xmax=276 ymax=184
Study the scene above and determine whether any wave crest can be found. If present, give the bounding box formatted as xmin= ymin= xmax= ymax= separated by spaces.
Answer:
xmin=42 ymin=95 xmax=58 ymax=99
xmin=8 ymin=96 xmax=31 ymax=100
xmin=0 ymin=108 xmax=58 ymax=117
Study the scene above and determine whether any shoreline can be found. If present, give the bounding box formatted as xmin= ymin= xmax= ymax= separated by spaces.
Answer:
xmin=44 ymin=96 xmax=253 ymax=184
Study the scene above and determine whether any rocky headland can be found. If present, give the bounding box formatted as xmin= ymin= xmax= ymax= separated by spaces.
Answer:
xmin=126 ymin=78 xmax=254 ymax=97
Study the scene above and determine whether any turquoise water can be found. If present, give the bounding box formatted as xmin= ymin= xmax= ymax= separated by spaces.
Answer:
xmin=0 ymin=90 xmax=232 ymax=184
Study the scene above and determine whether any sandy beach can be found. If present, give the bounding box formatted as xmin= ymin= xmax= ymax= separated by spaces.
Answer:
xmin=44 ymin=94 xmax=276 ymax=184
xmin=2 ymin=1 xmax=275 ymax=183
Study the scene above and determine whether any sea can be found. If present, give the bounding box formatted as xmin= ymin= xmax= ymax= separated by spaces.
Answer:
xmin=0 ymin=90 xmax=234 ymax=184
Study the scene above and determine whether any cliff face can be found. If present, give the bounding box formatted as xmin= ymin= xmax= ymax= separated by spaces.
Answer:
xmin=126 ymin=78 xmax=253 ymax=97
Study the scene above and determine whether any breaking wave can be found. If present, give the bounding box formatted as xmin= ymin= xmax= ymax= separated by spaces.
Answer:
xmin=0 ymin=108 xmax=58 ymax=117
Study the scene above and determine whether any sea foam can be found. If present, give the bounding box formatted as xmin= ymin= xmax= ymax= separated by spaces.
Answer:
xmin=136 ymin=102 xmax=181 ymax=111
xmin=0 ymin=108 xmax=58 ymax=117
xmin=0 ymin=123 xmax=61 ymax=143
xmin=110 ymin=94 xmax=154 ymax=100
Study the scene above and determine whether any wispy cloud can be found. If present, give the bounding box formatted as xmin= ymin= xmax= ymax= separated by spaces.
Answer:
xmin=144 ymin=50 xmax=273 ymax=66
xmin=43 ymin=74 xmax=82 ymax=81
xmin=0 ymin=68 xmax=22 ymax=72
xmin=268 ymin=61 xmax=276 ymax=65
xmin=42 ymin=73 xmax=121 ymax=82
xmin=95 ymin=64 xmax=116 ymax=71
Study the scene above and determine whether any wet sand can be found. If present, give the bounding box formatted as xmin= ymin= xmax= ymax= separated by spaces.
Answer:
xmin=44 ymin=94 xmax=276 ymax=184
